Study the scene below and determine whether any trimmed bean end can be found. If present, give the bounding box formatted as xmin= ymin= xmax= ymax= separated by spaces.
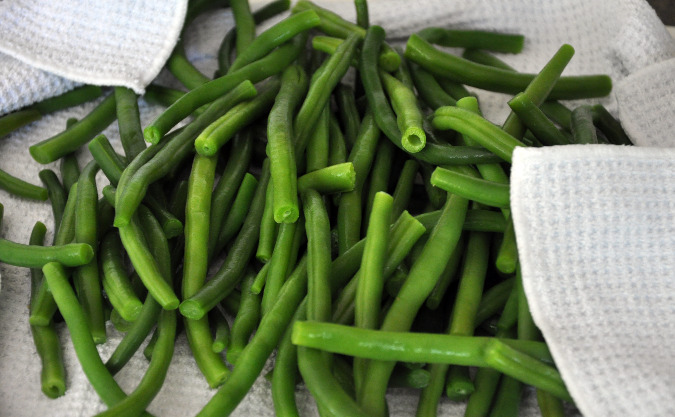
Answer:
xmin=42 ymin=380 xmax=66 ymax=399
xmin=163 ymin=219 xmax=184 ymax=239
xmin=28 ymin=145 xmax=53 ymax=165
xmin=380 ymin=51 xmax=402 ymax=72
xmin=179 ymin=300 xmax=206 ymax=320
xmin=194 ymin=138 xmax=218 ymax=157
xmin=402 ymin=126 xmax=427 ymax=153
xmin=212 ymin=341 xmax=226 ymax=354
xmin=274 ymin=206 xmax=300 ymax=224
xmin=496 ymin=255 xmax=517 ymax=275
xmin=143 ymin=126 xmax=162 ymax=144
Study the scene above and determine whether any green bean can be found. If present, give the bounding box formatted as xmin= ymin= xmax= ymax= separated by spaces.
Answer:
xmin=23 ymin=85 xmax=102 ymax=117
xmin=60 ymin=154 xmax=80 ymax=193
xmin=465 ymin=367 xmax=502 ymax=417
xmin=38 ymin=169 xmax=66 ymax=231
xmin=0 ymin=168 xmax=48 ymax=201
xmin=272 ymin=307 xmax=303 ymax=417
xmin=0 ymin=238 xmax=93 ymax=268
xmin=101 ymin=231 xmax=142 ymax=322
xmin=251 ymin=262 xmax=270 ymax=295
xmin=142 ymin=85 xmax=185 ymax=108
xmin=418 ymin=28 xmax=524 ymax=53
xmin=231 ymin=0 xmax=256 ymax=55
xmin=305 ymin=104 xmax=330 ymax=172
xmin=433 ymin=106 xmax=525 ymax=163
xmin=311 ymin=35 xmax=397 ymax=71
xmin=381 ymin=71 xmax=426 ymax=153
xmin=363 ymin=140 xmax=393 ymax=231
xmin=227 ymin=271 xmax=261 ymax=365
xmin=297 ymin=162 xmax=356 ymax=194
xmin=210 ymin=308 xmax=231 ymax=353
xmin=337 ymin=109 xmax=380 ymax=255
xmin=30 ymin=94 xmax=117 ymax=164
xmin=195 ymin=79 xmax=280 ymax=156
xmin=359 ymin=192 xmax=468 ymax=417
xmin=462 ymin=49 xmax=516 ymax=70
xmin=570 ymin=105 xmax=598 ymax=144
xmin=217 ymin=0 xmax=292 ymax=74
xmin=261 ymin=221 xmax=298 ymax=314
xmin=230 ymin=10 xmax=320 ymax=72
xmin=292 ymin=0 xmax=400 ymax=72
xmin=144 ymin=35 xmax=304 ymax=143
xmin=302 ymin=188 xmax=332 ymax=322
xmin=196 ymin=258 xmax=308 ymax=417
xmin=483 ymin=339 xmax=572 ymax=401
xmin=114 ymin=87 xmax=146 ymax=160
xmin=29 ymin=183 xmax=78 ymax=326
xmin=489 ymin=375 xmax=522 ymax=417
xmin=27 ymin=222 xmax=66 ymax=399
xmin=333 ymin=210 xmax=427 ymax=325
xmin=354 ymin=0 xmax=368 ymax=28
xmin=591 ymin=104 xmax=632 ymax=145
xmin=496 ymin=216 xmax=518 ymax=274
xmin=294 ymin=33 xmax=361 ymax=156
xmin=390 ymin=160 xmax=419 ymax=221
xmin=256 ymin=184 xmax=277 ymax=262
xmin=180 ymin=153 xmax=230 ymax=387
xmin=115 ymin=80 xmax=257 ymax=227
xmin=431 ymin=167 xmax=510 ymax=208
xmin=354 ymin=192 xmax=393 ymax=396
xmin=406 ymin=35 xmax=612 ymax=99
xmin=208 ymin=132 xmax=253 ymax=255
xmin=267 ymin=65 xmax=307 ymax=223
xmin=475 ymin=278 xmax=516 ymax=327
xmin=42 ymin=262 xmax=152 ymax=416
xmin=408 ymin=63 xmax=457 ymax=109
xmin=335 ymin=84 xmax=360 ymax=150
xmin=425 ymin=236 xmax=465 ymax=311
xmin=167 ymin=40 xmax=210 ymax=90
xmin=329 ymin=115 xmax=348 ymax=168
xmin=436 ymin=77 xmax=474 ymax=101
xmin=541 ymin=102 xmax=573 ymax=130
xmin=182 ymin=161 xmax=270 ymax=319
xmin=0 ymin=108 xmax=42 ymax=137
xmin=292 ymin=322 xmax=553 ymax=365
xmin=169 ymin=179 xmax=189 ymax=221
xmin=213 ymin=172 xmax=259 ymax=256
xmin=95 ymin=309 xmax=176 ymax=417
xmin=537 ymin=390 xmax=567 ymax=417
xmin=507 ymin=93 xmax=570 ymax=146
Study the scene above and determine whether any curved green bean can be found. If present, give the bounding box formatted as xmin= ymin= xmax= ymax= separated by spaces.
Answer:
xmin=0 ymin=168 xmax=48 ymax=201
xmin=38 ymin=169 xmax=66 ymax=231
xmin=570 ymin=105 xmax=598 ymax=144
xmin=380 ymin=71 xmax=426 ymax=153
xmin=431 ymin=166 xmax=510 ymax=208
xmin=114 ymin=87 xmax=146 ymax=159
xmin=101 ymin=231 xmax=143 ymax=322
xmin=227 ymin=271 xmax=261 ymax=365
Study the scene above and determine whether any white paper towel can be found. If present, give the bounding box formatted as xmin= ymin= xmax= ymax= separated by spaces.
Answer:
xmin=0 ymin=0 xmax=188 ymax=115
xmin=1 ymin=0 xmax=675 ymax=416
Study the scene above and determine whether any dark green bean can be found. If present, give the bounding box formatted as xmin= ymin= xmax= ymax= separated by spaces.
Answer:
xmin=570 ymin=105 xmax=598 ymax=144
xmin=0 ymin=168 xmax=48 ymax=201
xmin=462 ymin=49 xmax=515 ymax=70
xmin=231 ymin=0 xmax=256 ymax=55
xmin=408 ymin=63 xmax=457 ymax=109
xmin=591 ymin=104 xmax=632 ymax=145
xmin=507 ymin=93 xmax=570 ymax=146
xmin=227 ymin=271 xmax=261 ymax=365
xmin=329 ymin=114 xmax=347 ymax=168
xmin=142 ymin=85 xmax=186 ymax=109
xmin=390 ymin=160 xmax=418 ymax=221
xmin=418 ymin=27 xmax=524 ymax=53
xmin=363 ymin=140 xmax=393 ymax=231
xmin=213 ymin=172 xmax=259 ymax=256
xmin=406 ymin=35 xmax=612 ymax=99
xmin=210 ymin=308 xmax=231 ymax=353
xmin=60 ymin=154 xmax=80 ymax=193
xmin=101 ymin=231 xmax=142 ymax=322
xmin=0 ymin=109 xmax=41 ymax=137
xmin=335 ymin=84 xmax=361 ymax=149
xmin=272 ymin=306 xmax=303 ymax=417
xmin=425 ymin=236 xmax=465 ymax=311
xmin=537 ymin=390 xmax=567 ymax=417
xmin=475 ymin=278 xmax=516 ymax=327
xmin=261 ymin=221 xmax=298 ymax=314
xmin=38 ymin=169 xmax=66 ymax=231
xmin=30 ymin=94 xmax=117 ymax=164
xmin=167 ymin=41 xmax=210 ymax=90
xmin=436 ymin=77 xmax=474 ymax=101
xmin=256 ymin=184 xmax=277 ymax=263
xmin=305 ymin=104 xmax=330 ymax=172
xmin=114 ymin=87 xmax=146 ymax=159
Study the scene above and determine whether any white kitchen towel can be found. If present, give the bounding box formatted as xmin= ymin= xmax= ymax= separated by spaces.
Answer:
xmin=511 ymin=145 xmax=675 ymax=417
xmin=0 ymin=0 xmax=188 ymax=115
xmin=1 ymin=0 xmax=675 ymax=416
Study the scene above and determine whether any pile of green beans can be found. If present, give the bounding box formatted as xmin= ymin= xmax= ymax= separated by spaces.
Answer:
xmin=0 ymin=0 xmax=633 ymax=416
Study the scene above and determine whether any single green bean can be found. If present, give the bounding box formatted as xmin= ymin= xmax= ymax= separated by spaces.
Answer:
xmin=354 ymin=0 xmax=368 ymax=28
xmin=227 ymin=271 xmax=262 ymax=365
xmin=251 ymin=262 xmax=270 ymax=295
xmin=142 ymin=85 xmax=186 ymax=109
xmin=0 ymin=109 xmax=42 ymax=137
xmin=354 ymin=192 xmax=393 ymax=397
xmin=33 ymin=85 xmax=104 ymax=114
xmin=30 ymin=94 xmax=117 ymax=164
xmin=101 ymin=231 xmax=143 ymax=322
xmin=114 ymin=87 xmax=146 ymax=159
xmin=210 ymin=308 xmax=231 ymax=353
xmin=436 ymin=77 xmax=474 ymax=101
xmin=167 ymin=41 xmax=210 ymax=90
xmin=380 ymin=71 xmax=426 ymax=153
xmin=38 ymin=169 xmax=66 ymax=231
xmin=489 ymin=375 xmax=522 ymax=417
xmin=570 ymin=105 xmax=598 ymax=144
xmin=305 ymin=103 xmax=330 ymax=172
xmin=0 ymin=168 xmax=48 ymax=201
xmin=408 ymin=63 xmax=457 ymax=109
xmin=507 ymin=93 xmax=570 ymax=146
xmin=60 ymin=153 xmax=80 ymax=193
xmin=256 ymin=183 xmax=277 ymax=263
xmin=272 ymin=307 xmax=303 ymax=417
xmin=462 ymin=49 xmax=516 ymax=71
xmin=42 ymin=262 xmax=151 ymax=416
xmin=591 ymin=104 xmax=632 ymax=145
xmin=302 ymin=188 xmax=333 ymax=322
xmin=418 ymin=28 xmax=524 ymax=53
xmin=475 ymin=278 xmax=516 ymax=327
xmin=431 ymin=167 xmax=510 ymax=208
xmin=182 ymin=161 xmax=270 ymax=319
xmin=297 ymin=162 xmax=356 ymax=194
xmin=115 ymin=80 xmax=257 ymax=227
xmin=144 ymin=35 xmax=304 ymax=143
xmin=231 ymin=0 xmax=256 ymax=55
xmin=390 ymin=160 xmax=419 ymax=221
xmin=496 ymin=216 xmax=518 ymax=274
xmin=541 ymin=102 xmax=573 ymax=130
xmin=267 ymin=65 xmax=308 ymax=223
xmin=406 ymin=35 xmax=612 ymax=99
xmin=329 ymin=114 xmax=348 ymax=168
xmin=213 ymin=172 xmax=259 ymax=256
xmin=425 ymin=235 xmax=465 ymax=311
xmin=363 ymin=140 xmax=393 ymax=231
xmin=0 ymin=239 xmax=93 ymax=268
xmin=195 ymin=79 xmax=280 ymax=156
xmin=261 ymin=221 xmax=298 ymax=314
xmin=311 ymin=35 xmax=397 ymax=71
xmin=537 ymin=390 xmax=567 ymax=417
